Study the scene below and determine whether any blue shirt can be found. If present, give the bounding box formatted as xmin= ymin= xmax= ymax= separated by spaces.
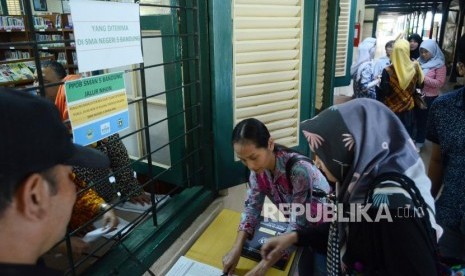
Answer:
xmin=427 ymin=87 xmax=465 ymax=228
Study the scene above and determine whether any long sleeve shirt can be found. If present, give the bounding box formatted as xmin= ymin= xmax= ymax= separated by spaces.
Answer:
xmin=238 ymin=150 xmax=330 ymax=238
xmin=422 ymin=65 xmax=446 ymax=97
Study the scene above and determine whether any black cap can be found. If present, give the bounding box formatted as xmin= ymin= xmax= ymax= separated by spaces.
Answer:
xmin=0 ymin=88 xmax=109 ymax=178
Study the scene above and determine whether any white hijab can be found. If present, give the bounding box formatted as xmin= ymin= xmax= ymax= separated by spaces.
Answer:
xmin=418 ymin=39 xmax=445 ymax=75
xmin=350 ymin=37 xmax=377 ymax=80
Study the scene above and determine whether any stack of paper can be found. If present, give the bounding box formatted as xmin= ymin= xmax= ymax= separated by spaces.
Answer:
xmin=115 ymin=193 xmax=170 ymax=214
xmin=82 ymin=217 xmax=131 ymax=243
xmin=166 ymin=256 xmax=228 ymax=276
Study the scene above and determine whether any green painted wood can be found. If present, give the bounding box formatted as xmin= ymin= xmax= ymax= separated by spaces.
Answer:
xmin=323 ymin=0 xmax=340 ymax=110
xmin=196 ymin=0 xmax=215 ymax=189
xmin=297 ymin=0 xmax=319 ymax=155
xmin=334 ymin=0 xmax=357 ymax=87
xmin=138 ymin=13 xmax=185 ymax=185
xmin=208 ymin=0 xmax=244 ymax=189
xmin=0 ymin=0 xmax=6 ymax=15
xmin=83 ymin=187 xmax=216 ymax=275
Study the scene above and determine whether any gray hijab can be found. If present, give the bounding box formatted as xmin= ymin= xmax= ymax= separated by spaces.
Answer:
xmin=300 ymin=98 xmax=420 ymax=204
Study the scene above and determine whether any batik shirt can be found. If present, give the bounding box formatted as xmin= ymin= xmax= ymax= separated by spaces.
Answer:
xmin=427 ymin=88 xmax=465 ymax=228
xmin=352 ymin=62 xmax=377 ymax=99
xmin=238 ymin=150 xmax=330 ymax=237
xmin=74 ymin=133 xmax=143 ymax=202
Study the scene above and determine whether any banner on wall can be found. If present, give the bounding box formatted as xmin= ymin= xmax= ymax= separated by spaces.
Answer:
xmin=70 ymin=0 xmax=143 ymax=72
xmin=65 ymin=72 xmax=129 ymax=146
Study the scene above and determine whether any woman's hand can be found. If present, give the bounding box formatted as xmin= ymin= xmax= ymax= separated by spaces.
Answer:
xmin=222 ymin=246 xmax=242 ymax=276
xmin=260 ymin=232 xmax=297 ymax=262
xmin=102 ymin=209 xmax=119 ymax=232
xmin=55 ymin=237 xmax=90 ymax=258
xmin=130 ymin=193 xmax=151 ymax=205
xmin=244 ymin=260 xmax=270 ymax=276
xmin=457 ymin=62 xmax=465 ymax=76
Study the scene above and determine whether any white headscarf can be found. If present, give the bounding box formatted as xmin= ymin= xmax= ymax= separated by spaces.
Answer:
xmin=418 ymin=39 xmax=445 ymax=75
xmin=350 ymin=37 xmax=377 ymax=80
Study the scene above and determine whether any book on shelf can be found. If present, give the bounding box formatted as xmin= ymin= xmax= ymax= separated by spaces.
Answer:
xmin=66 ymin=14 xmax=73 ymax=29
xmin=55 ymin=14 xmax=62 ymax=29
xmin=0 ymin=16 xmax=25 ymax=31
xmin=0 ymin=61 xmax=35 ymax=83
xmin=241 ymin=217 xmax=295 ymax=270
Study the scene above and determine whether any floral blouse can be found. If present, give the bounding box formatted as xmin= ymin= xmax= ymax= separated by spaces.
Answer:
xmin=238 ymin=150 xmax=330 ymax=237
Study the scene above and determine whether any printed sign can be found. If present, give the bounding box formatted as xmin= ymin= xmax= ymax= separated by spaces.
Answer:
xmin=70 ymin=0 xmax=143 ymax=72
xmin=65 ymin=72 xmax=129 ymax=145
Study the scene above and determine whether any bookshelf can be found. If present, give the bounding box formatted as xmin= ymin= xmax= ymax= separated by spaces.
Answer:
xmin=0 ymin=13 xmax=75 ymax=86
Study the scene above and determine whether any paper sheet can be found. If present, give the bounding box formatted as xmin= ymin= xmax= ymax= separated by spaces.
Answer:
xmin=82 ymin=217 xmax=130 ymax=243
xmin=166 ymin=256 xmax=227 ymax=276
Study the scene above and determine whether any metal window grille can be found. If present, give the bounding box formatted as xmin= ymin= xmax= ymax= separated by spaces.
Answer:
xmin=1 ymin=0 xmax=211 ymax=274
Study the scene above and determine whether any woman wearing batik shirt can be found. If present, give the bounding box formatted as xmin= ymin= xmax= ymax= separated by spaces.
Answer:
xmin=378 ymin=39 xmax=424 ymax=138
xmin=222 ymin=118 xmax=330 ymax=276
xmin=350 ymin=37 xmax=378 ymax=99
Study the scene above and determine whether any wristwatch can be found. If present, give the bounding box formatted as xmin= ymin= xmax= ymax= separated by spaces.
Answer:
xmin=99 ymin=203 xmax=110 ymax=212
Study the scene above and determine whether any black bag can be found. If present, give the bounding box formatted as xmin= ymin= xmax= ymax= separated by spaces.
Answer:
xmin=285 ymin=155 xmax=329 ymax=199
xmin=413 ymin=90 xmax=428 ymax=110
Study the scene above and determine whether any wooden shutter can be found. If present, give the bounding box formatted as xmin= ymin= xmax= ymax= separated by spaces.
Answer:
xmin=315 ymin=0 xmax=328 ymax=110
xmin=233 ymin=0 xmax=303 ymax=147
xmin=334 ymin=0 xmax=351 ymax=78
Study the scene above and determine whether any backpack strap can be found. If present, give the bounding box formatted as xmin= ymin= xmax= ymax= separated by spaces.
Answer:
xmin=286 ymin=155 xmax=327 ymax=198
xmin=366 ymin=172 xmax=438 ymax=257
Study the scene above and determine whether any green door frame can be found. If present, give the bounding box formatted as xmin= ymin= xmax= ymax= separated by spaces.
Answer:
xmin=322 ymin=0 xmax=341 ymax=110
xmin=334 ymin=0 xmax=357 ymax=87
xmin=133 ymin=12 xmax=187 ymax=185
xmin=210 ymin=0 xmax=322 ymax=189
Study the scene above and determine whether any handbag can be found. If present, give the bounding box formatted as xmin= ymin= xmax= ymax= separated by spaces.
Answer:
xmin=413 ymin=90 xmax=428 ymax=110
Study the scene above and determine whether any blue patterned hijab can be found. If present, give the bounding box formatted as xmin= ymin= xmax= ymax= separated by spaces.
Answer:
xmin=300 ymin=98 xmax=423 ymax=204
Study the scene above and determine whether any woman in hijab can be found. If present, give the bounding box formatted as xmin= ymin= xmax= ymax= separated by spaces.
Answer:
xmin=414 ymin=39 xmax=446 ymax=151
xmin=378 ymin=39 xmax=424 ymax=138
xmin=350 ymin=37 xmax=378 ymax=99
xmin=408 ymin=33 xmax=423 ymax=60
xmin=260 ymin=99 xmax=440 ymax=275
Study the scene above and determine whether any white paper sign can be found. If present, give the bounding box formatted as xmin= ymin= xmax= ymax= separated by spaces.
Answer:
xmin=70 ymin=0 xmax=143 ymax=72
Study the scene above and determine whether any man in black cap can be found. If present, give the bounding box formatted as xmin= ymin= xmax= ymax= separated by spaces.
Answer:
xmin=0 ymin=88 xmax=109 ymax=275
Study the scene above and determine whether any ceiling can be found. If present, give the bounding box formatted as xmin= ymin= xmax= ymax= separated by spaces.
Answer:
xmin=365 ymin=0 xmax=460 ymax=14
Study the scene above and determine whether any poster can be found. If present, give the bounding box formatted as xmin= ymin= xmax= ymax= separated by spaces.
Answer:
xmin=69 ymin=0 xmax=143 ymax=72
xmin=65 ymin=72 xmax=129 ymax=145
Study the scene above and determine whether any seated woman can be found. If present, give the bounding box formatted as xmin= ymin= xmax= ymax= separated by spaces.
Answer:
xmin=222 ymin=118 xmax=330 ymax=276
xmin=42 ymin=61 xmax=150 ymax=205
xmin=260 ymin=99 xmax=440 ymax=275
